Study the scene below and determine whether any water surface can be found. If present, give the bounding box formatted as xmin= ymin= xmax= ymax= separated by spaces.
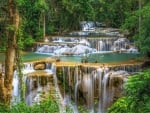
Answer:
xmin=0 ymin=52 xmax=142 ymax=63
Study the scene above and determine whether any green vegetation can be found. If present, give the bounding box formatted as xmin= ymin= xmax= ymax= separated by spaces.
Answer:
xmin=0 ymin=0 xmax=150 ymax=112
xmin=107 ymin=69 xmax=150 ymax=113
xmin=0 ymin=0 xmax=150 ymax=56
xmin=122 ymin=1 xmax=150 ymax=55
xmin=0 ymin=97 xmax=59 ymax=113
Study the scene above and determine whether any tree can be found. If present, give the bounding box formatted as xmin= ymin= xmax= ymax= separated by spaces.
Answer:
xmin=48 ymin=0 xmax=95 ymax=34
xmin=95 ymin=0 xmax=139 ymax=27
xmin=16 ymin=0 xmax=48 ymax=42
xmin=0 ymin=0 xmax=19 ymax=105
xmin=122 ymin=1 xmax=150 ymax=56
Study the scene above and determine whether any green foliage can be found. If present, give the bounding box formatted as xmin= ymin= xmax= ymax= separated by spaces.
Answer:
xmin=24 ymin=35 xmax=35 ymax=46
xmin=137 ymin=4 xmax=150 ymax=55
xmin=108 ymin=69 xmax=150 ymax=113
xmin=0 ymin=97 xmax=59 ymax=113
xmin=1 ymin=0 xmax=149 ymax=54
xmin=122 ymin=1 xmax=150 ymax=55
xmin=92 ymin=0 xmax=135 ymax=27
xmin=16 ymin=0 xmax=48 ymax=41
xmin=107 ymin=97 xmax=129 ymax=113
xmin=47 ymin=0 xmax=95 ymax=33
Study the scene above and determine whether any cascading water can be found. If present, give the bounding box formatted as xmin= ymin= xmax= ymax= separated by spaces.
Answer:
xmin=24 ymin=62 xmax=55 ymax=106
xmin=12 ymin=62 xmax=35 ymax=104
xmin=35 ymin=36 xmax=138 ymax=56
xmin=96 ymin=68 xmax=129 ymax=113
xmin=23 ymin=63 xmax=35 ymax=74
xmin=0 ymin=64 xmax=2 ymax=71
xmin=12 ymin=70 xmax=20 ymax=103
xmin=19 ymin=26 xmax=142 ymax=113
xmin=25 ymin=77 xmax=33 ymax=105
xmin=51 ymin=63 xmax=66 ymax=113
xmin=74 ymin=66 xmax=82 ymax=113
xmin=97 ymin=68 xmax=103 ymax=113
xmin=58 ymin=64 xmax=142 ymax=113
xmin=102 ymin=72 xmax=110 ymax=113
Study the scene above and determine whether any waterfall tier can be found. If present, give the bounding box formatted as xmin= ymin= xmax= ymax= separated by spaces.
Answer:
xmin=55 ymin=62 xmax=143 ymax=113
xmin=36 ymin=35 xmax=138 ymax=56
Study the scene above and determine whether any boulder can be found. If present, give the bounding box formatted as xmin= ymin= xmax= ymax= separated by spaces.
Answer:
xmin=34 ymin=63 xmax=46 ymax=70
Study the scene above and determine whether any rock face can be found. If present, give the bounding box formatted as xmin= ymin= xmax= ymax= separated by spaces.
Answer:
xmin=34 ymin=63 xmax=46 ymax=70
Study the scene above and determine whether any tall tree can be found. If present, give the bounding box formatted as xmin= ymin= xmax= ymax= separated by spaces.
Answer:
xmin=122 ymin=1 xmax=150 ymax=55
xmin=0 ymin=0 xmax=19 ymax=105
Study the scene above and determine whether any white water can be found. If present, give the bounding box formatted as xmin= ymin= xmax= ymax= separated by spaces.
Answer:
xmin=62 ymin=66 xmax=137 ymax=113
xmin=25 ymin=77 xmax=33 ymax=105
xmin=11 ymin=30 xmax=141 ymax=112
xmin=97 ymin=68 xmax=103 ymax=113
xmin=12 ymin=70 xmax=20 ymax=103
xmin=35 ymin=36 xmax=138 ymax=56
xmin=102 ymin=73 xmax=110 ymax=113
xmin=74 ymin=66 xmax=81 ymax=113
xmin=11 ymin=61 xmax=142 ymax=113
xmin=23 ymin=63 xmax=35 ymax=74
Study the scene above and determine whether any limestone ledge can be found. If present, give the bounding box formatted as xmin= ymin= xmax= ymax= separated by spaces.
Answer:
xmin=27 ymin=71 xmax=53 ymax=77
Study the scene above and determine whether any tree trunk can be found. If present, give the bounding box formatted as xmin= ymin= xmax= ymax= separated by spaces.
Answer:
xmin=0 ymin=0 xmax=19 ymax=106
xmin=43 ymin=14 xmax=46 ymax=40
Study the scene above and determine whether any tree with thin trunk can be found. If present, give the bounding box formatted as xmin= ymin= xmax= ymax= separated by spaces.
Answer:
xmin=0 ymin=0 xmax=19 ymax=106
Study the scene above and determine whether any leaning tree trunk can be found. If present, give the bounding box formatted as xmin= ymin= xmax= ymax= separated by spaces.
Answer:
xmin=0 ymin=0 xmax=19 ymax=106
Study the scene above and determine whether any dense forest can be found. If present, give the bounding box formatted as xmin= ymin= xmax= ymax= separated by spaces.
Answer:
xmin=0 ymin=0 xmax=150 ymax=55
xmin=0 ymin=0 xmax=150 ymax=113
xmin=0 ymin=0 xmax=150 ymax=54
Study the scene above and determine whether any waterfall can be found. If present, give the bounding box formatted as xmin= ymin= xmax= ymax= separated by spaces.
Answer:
xmin=74 ymin=65 xmax=83 ymax=113
xmin=97 ymin=69 xmax=129 ymax=113
xmin=23 ymin=63 xmax=34 ymax=74
xmin=11 ymin=60 xmax=143 ymax=112
xmin=97 ymin=38 xmax=118 ymax=52
xmin=46 ymin=63 xmax=51 ymax=69
xmin=25 ymin=77 xmax=34 ymax=105
xmin=25 ymin=71 xmax=53 ymax=105
xmin=102 ymin=73 xmax=110 ymax=113
xmin=12 ymin=70 xmax=20 ymax=103
xmin=74 ymin=81 xmax=80 ymax=113
xmin=81 ymin=73 xmax=94 ymax=112
xmin=12 ymin=62 xmax=35 ymax=105
xmin=51 ymin=63 xmax=66 ymax=113
xmin=75 ymin=66 xmax=79 ymax=105
xmin=89 ymin=71 xmax=95 ymax=113
xmin=35 ymin=36 xmax=138 ymax=54
xmin=58 ymin=64 xmax=142 ymax=113
xmin=97 ymin=68 xmax=103 ymax=113
xmin=0 ymin=63 xmax=5 ymax=73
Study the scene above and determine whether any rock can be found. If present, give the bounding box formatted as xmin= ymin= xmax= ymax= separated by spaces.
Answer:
xmin=34 ymin=63 xmax=46 ymax=70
